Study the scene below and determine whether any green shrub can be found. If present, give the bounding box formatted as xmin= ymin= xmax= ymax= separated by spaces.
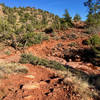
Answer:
xmin=0 ymin=17 xmax=11 ymax=35
xmin=86 ymin=26 xmax=100 ymax=34
xmin=8 ymin=14 xmax=16 ymax=24
xmin=47 ymin=60 xmax=66 ymax=70
xmin=21 ymin=32 xmax=49 ymax=46
xmin=88 ymin=34 xmax=100 ymax=65
xmin=4 ymin=50 xmax=11 ymax=55
xmin=19 ymin=53 xmax=66 ymax=70
xmin=86 ymin=14 xmax=100 ymax=27
xmin=26 ymin=24 xmax=34 ymax=32
xmin=73 ymin=14 xmax=81 ymax=22
xmin=68 ymin=42 xmax=77 ymax=47
xmin=66 ymin=34 xmax=77 ymax=40
xmin=19 ymin=53 xmax=35 ymax=64
xmin=88 ymin=34 xmax=100 ymax=47
xmin=15 ymin=25 xmax=26 ymax=34
xmin=60 ymin=22 xmax=69 ymax=30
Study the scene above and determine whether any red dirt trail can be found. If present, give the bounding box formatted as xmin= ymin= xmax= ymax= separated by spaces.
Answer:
xmin=0 ymin=28 xmax=100 ymax=100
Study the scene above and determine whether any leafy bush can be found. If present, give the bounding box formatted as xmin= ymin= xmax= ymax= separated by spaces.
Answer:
xmin=66 ymin=34 xmax=77 ymax=40
xmin=16 ymin=32 xmax=49 ymax=47
xmin=86 ymin=26 xmax=100 ymax=34
xmin=22 ymin=32 xmax=49 ymax=46
xmin=8 ymin=14 xmax=16 ymax=24
xmin=73 ymin=14 xmax=81 ymax=22
xmin=4 ymin=50 xmax=11 ymax=55
xmin=88 ymin=34 xmax=100 ymax=47
xmin=60 ymin=22 xmax=69 ymax=30
xmin=15 ymin=25 xmax=26 ymax=34
xmin=2 ymin=6 xmax=10 ymax=15
xmin=26 ymin=24 xmax=34 ymax=33
xmin=68 ymin=42 xmax=78 ymax=47
xmin=0 ymin=17 xmax=11 ymax=35
xmin=88 ymin=34 xmax=100 ymax=65
xmin=19 ymin=53 xmax=35 ymax=64
xmin=19 ymin=53 xmax=66 ymax=70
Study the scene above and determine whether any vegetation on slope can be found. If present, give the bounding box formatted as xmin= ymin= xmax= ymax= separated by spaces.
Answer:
xmin=86 ymin=34 xmax=100 ymax=65
xmin=19 ymin=53 xmax=99 ymax=99
xmin=0 ymin=4 xmax=73 ymax=48
xmin=19 ymin=53 xmax=66 ymax=70
xmin=84 ymin=0 xmax=100 ymax=65
xmin=73 ymin=14 xmax=81 ymax=22
xmin=84 ymin=0 xmax=100 ymax=34
xmin=0 ymin=62 xmax=28 ymax=78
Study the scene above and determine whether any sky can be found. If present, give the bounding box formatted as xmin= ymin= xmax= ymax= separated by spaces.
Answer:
xmin=0 ymin=0 xmax=88 ymax=20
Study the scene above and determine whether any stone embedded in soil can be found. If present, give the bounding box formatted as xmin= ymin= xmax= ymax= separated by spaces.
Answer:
xmin=39 ymin=81 xmax=48 ymax=85
xmin=24 ymin=75 xmax=35 ymax=79
xmin=45 ymin=92 xmax=49 ymax=96
xmin=23 ymin=82 xmax=40 ymax=90
xmin=45 ymin=80 xmax=50 ymax=84
xmin=19 ymin=84 xmax=24 ymax=89
xmin=57 ymin=78 xmax=64 ymax=84
xmin=24 ymin=95 xmax=33 ymax=100
xmin=49 ymin=88 xmax=54 ymax=92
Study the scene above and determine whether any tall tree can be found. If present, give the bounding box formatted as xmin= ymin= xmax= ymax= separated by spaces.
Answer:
xmin=63 ymin=9 xmax=72 ymax=23
xmin=85 ymin=0 xmax=100 ymax=65
xmin=84 ymin=0 xmax=100 ymax=27
xmin=84 ymin=0 xmax=100 ymax=15
xmin=84 ymin=0 xmax=94 ymax=14
xmin=63 ymin=9 xmax=72 ymax=27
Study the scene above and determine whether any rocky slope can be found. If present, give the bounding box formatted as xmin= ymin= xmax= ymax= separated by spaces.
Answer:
xmin=0 ymin=27 xmax=100 ymax=100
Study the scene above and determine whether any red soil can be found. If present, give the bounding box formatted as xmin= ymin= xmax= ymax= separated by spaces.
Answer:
xmin=0 ymin=28 xmax=100 ymax=100
xmin=0 ymin=64 xmax=80 ymax=100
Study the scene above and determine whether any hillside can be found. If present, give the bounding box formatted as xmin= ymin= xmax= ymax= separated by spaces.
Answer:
xmin=0 ymin=4 xmax=60 ymax=30
xmin=0 ymin=4 xmax=100 ymax=100
xmin=0 ymin=4 xmax=62 ymax=48
xmin=0 ymin=25 xmax=100 ymax=100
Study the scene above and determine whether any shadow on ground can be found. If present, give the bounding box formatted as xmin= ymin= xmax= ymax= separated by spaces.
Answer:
xmin=64 ymin=48 xmax=100 ymax=66
xmin=65 ymin=64 xmax=100 ymax=90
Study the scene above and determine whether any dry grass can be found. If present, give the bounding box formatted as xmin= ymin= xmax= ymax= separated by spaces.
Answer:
xmin=56 ymin=70 xmax=99 ymax=100
xmin=0 ymin=62 xmax=28 ymax=78
xmin=0 ymin=62 xmax=28 ymax=99
xmin=0 ymin=43 xmax=6 ymax=50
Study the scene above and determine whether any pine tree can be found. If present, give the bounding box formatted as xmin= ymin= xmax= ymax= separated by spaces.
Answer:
xmin=63 ymin=9 xmax=72 ymax=27
xmin=84 ymin=0 xmax=94 ymax=15
xmin=84 ymin=0 xmax=100 ymax=27
xmin=63 ymin=9 xmax=72 ymax=23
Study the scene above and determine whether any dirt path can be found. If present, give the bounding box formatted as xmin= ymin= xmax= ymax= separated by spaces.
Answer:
xmin=0 ymin=36 xmax=86 ymax=63
xmin=0 ymin=64 xmax=80 ymax=100
xmin=0 ymin=29 xmax=99 ymax=75
xmin=0 ymin=28 xmax=100 ymax=100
